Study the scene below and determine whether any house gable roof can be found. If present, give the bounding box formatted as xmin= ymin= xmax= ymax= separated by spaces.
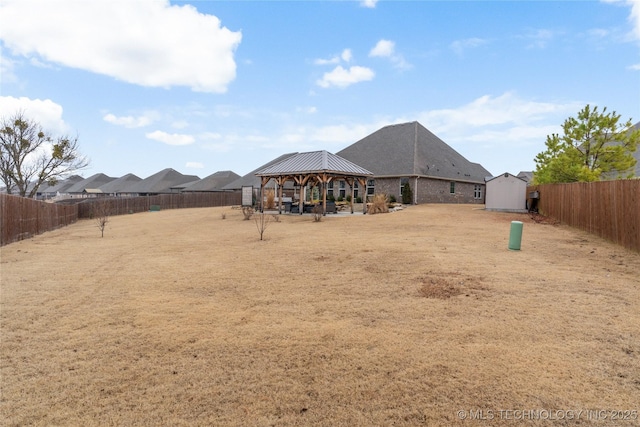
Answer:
xmin=182 ymin=170 xmax=241 ymax=192
xmin=255 ymin=150 xmax=372 ymax=177
xmin=65 ymin=173 xmax=116 ymax=193
xmin=98 ymin=173 xmax=142 ymax=193
xmin=126 ymin=168 xmax=200 ymax=194
xmin=337 ymin=121 xmax=491 ymax=183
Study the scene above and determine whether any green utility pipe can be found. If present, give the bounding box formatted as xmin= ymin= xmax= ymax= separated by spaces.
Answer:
xmin=508 ymin=221 xmax=523 ymax=251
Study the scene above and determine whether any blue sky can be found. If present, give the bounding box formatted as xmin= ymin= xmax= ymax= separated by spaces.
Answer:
xmin=1 ymin=0 xmax=638 ymax=180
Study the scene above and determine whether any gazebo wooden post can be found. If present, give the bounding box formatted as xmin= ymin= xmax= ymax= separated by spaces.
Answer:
xmin=344 ymin=177 xmax=354 ymax=214
xmin=277 ymin=176 xmax=284 ymax=214
xmin=359 ymin=177 xmax=368 ymax=214
xmin=321 ymin=174 xmax=327 ymax=215
xmin=259 ymin=178 xmax=265 ymax=213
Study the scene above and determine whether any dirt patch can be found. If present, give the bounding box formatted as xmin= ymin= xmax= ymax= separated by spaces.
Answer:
xmin=417 ymin=271 xmax=487 ymax=299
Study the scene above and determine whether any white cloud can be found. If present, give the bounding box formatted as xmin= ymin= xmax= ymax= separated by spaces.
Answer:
xmin=341 ymin=49 xmax=353 ymax=63
xmin=606 ymin=0 xmax=640 ymax=40
xmin=0 ymin=0 xmax=242 ymax=93
xmin=369 ymin=39 xmax=411 ymax=69
xmin=369 ymin=40 xmax=395 ymax=58
xmin=0 ymin=95 xmax=67 ymax=133
xmin=522 ymin=29 xmax=555 ymax=49
xmin=146 ymin=130 xmax=195 ymax=146
xmin=629 ymin=63 xmax=640 ymax=70
xmin=314 ymin=49 xmax=352 ymax=65
xmin=316 ymin=65 xmax=375 ymax=88
xmin=103 ymin=113 xmax=156 ymax=128
xmin=450 ymin=37 xmax=488 ymax=55
xmin=360 ymin=0 xmax=379 ymax=8
xmin=185 ymin=162 xmax=204 ymax=169
xmin=629 ymin=0 xmax=640 ymax=40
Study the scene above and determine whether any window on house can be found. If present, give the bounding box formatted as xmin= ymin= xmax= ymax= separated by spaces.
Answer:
xmin=339 ymin=180 xmax=346 ymax=198
xmin=474 ymin=185 xmax=482 ymax=199
xmin=353 ymin=181 xmax=359 ymax=198
xmin=328 ymin=181 xmax=334 ymax=197
xmin=450 ymin=182 xmax=456 ymax=194
xmin=367 ymin=179 xmax=375 ymax=195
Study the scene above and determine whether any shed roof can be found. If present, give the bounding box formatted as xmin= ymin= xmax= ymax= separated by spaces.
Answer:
xmin=256 ymin=150 xmax=372 ymax=177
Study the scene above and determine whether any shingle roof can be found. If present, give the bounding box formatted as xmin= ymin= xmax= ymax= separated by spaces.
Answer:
xmin=126 ymin=168 xmax=200 ymax=194
xmin=223 ymin=153 xmax=298 ymax=190
xmin=40 ymin=175 xmax=84 ymax=194
xmin=337 ymin=121 xmax=491 ymax=182
xmin=65 ymin=173 xmax=116 ymax=193
xmin=98 ymin=173 xmax=142 ymax=193
xmin=256 ymin=150 xmax=372 ymax=176
xmin=182 ymin=170 xmax=241 ymax=192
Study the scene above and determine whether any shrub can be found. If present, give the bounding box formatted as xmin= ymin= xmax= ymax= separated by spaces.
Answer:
xmin=389 ymin=194 xmax=396 ymax=203
xmin=356 ymin=196 xmax=362 ymax=203
xmin=312 ymin=204 xmax=323 ymax=222
xmin=346 ymin=195 xmax=351 ymax=202
xmin=265 ymin=189 xmax=276 ymax=209
xmin=402 ymin=182 xmax=413 ymax=204
xmin=242 ymin=206 xmax=254 ymax=220
xmin=368 ymin=193 xmax=389 ymax=215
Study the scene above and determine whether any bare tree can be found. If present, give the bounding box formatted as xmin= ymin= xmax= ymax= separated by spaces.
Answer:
xmin=254 ymin=212 xmax=272 ymax=241
xmin=93 ymin=199 xmax=110 ymax=238
xmin=0 ymin=111 xmax=89 ymax=197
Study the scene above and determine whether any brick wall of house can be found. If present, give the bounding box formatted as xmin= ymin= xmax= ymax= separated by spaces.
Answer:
xmin=416 ymin=178 xmax=484 ymax=204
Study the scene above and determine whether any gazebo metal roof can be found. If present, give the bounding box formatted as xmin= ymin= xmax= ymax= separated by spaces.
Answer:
xmin=255 ymin=150 xmax=373 ymax=177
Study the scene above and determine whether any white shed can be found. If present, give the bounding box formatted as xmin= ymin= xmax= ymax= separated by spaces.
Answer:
xmin=485 ymin=173 xmax=528 ymax=212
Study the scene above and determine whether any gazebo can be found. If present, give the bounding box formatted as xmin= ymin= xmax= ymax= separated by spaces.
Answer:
xmin=255 ymin=150 xmax=373 ymax=214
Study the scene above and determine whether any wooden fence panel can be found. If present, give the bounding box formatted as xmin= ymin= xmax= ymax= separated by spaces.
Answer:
xmin=2 ymin=191 xmax=242 ymax=246
xmin=1 ymin=194 xmax=79 ymax=246
xmin=528 ymin=180 xmax=640 ymax=252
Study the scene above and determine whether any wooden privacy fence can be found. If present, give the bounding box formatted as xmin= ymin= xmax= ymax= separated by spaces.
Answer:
xmin=1 ymin=191 xmax=241 ymax=246
xmin=528 ymin=180 xmax=640 ymax=252
xmin=76 ymin=192 xmax=241 ymax=218
xmin=1 ymin=193 xmax=78 ymax=246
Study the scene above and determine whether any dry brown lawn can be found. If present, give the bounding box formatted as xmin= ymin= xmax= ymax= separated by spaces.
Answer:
xmin=1 ymin=204 xmax=639 ymax=426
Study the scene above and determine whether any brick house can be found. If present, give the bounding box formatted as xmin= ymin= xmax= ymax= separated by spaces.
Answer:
xmin=336 ymin=121 xmax=491 ymax=204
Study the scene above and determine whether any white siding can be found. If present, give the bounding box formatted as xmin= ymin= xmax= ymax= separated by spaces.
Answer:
xmin=485 ymin=174 xmax=527 ymax=211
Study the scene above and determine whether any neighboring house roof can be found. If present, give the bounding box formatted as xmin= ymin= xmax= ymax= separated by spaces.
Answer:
xmin=337 ymin=121 xmax=491 ymax=183
xmin=40 ymin=175 xmax=85 ymax=194
xmin=98 ymin=173 xmax=142 ymax=193
xmin=517 ymin=171 xmax=534 ymax=184
xmin=125 ymin=168 xmax=200 ymax=194
xmin=256 ymin=150 xmax=373 ymax=176
xmin=182 ymin=170 xmax=241 ymax=192
xmin=223 ymin=153 xmax=298 ymax=190
xmin=65 ymin=173 xmax=116 ymax=193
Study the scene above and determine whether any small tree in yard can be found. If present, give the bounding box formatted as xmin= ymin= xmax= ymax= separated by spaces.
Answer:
xmin=254 ymin=212 xmax=272 ymax=240
xmin=93 ymin=199 xmax=110 ymax=238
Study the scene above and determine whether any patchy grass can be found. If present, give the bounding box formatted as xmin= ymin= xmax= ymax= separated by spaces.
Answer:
xmin=1 ymin=204 xmax=639 ymax=426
